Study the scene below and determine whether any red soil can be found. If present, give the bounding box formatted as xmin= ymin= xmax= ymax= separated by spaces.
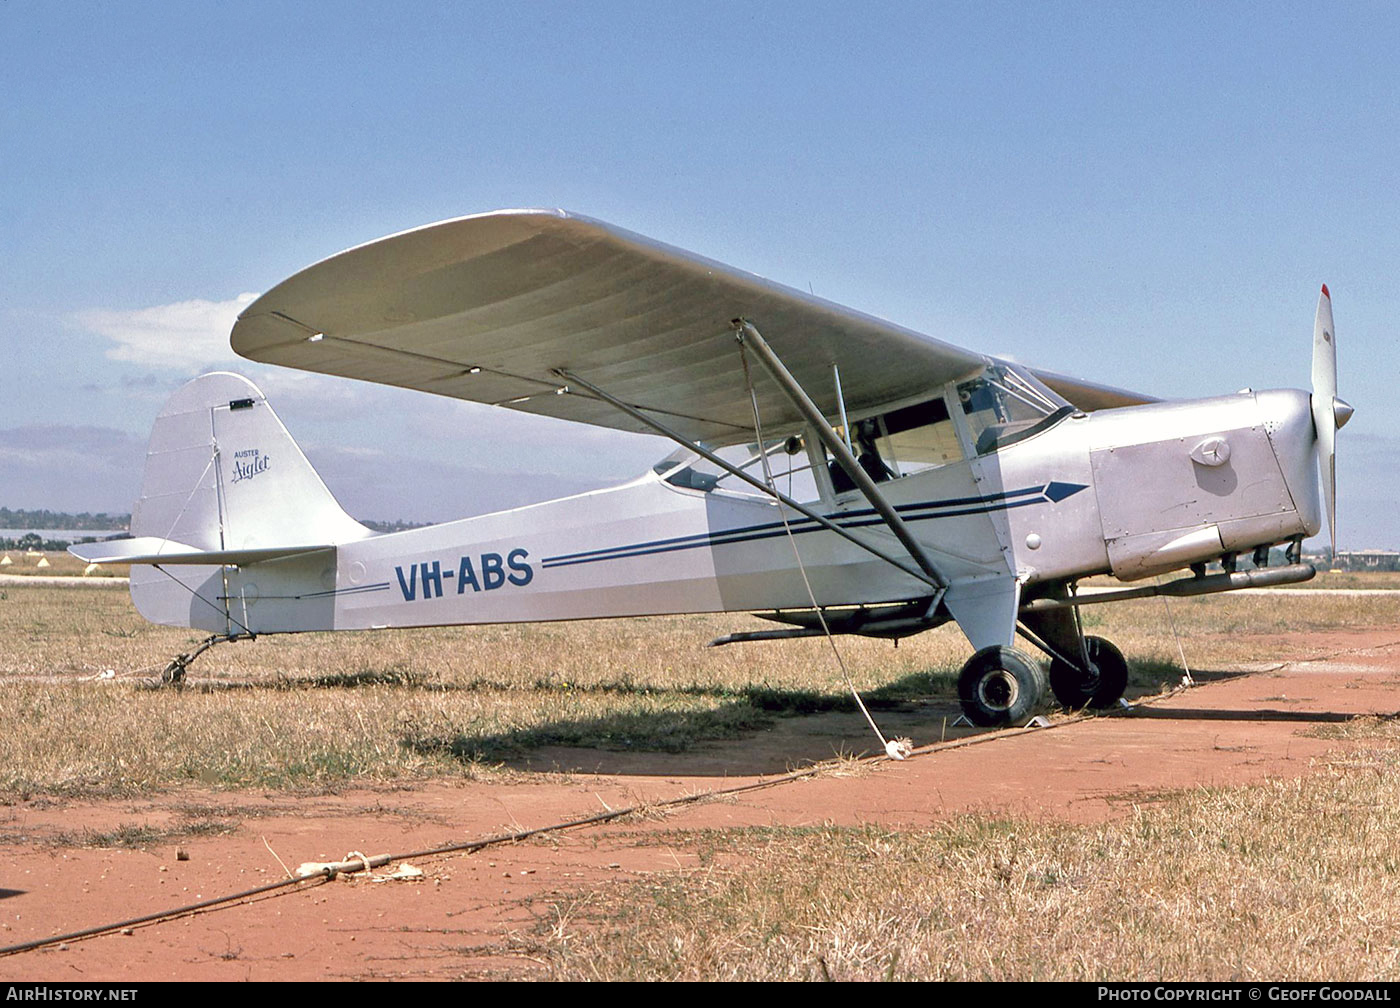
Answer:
xmin=3 ymin=629 xmax=1398 ymax=981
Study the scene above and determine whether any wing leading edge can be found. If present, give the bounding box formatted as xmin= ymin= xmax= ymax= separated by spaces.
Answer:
xmin=232 ymin=210 xmax=1154 ymax=444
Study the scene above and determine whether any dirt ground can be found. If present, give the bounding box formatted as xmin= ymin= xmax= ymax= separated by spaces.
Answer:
xmin=2 ymin=627 xmax=1399 ymax=981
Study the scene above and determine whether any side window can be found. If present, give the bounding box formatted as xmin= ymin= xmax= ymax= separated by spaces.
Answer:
xmin=877 ymin=397 xmax=964 ymax=475
xmin=654 ymin=437 xmax=822 ymax=503
xmin=827 ymin=395 xmax=964 ymax=493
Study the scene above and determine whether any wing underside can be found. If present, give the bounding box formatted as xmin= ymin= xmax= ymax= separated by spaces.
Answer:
xmin=232 ymin=210 xmax=1154 ymax=444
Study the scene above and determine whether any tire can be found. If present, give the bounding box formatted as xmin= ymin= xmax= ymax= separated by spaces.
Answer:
xmin=957 ymin=646 xmax=1048 ymax=727
xmin=1048 ymin=636 xmax=1128 ymax=710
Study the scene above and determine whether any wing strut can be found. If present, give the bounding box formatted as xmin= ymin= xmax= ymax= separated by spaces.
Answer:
xmin=732 ymin=319 xmax=950 ymax=591
xmin=554 ymin=368 xmax=941 ymax=590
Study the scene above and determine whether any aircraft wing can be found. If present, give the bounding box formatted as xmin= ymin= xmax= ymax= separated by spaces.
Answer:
xmin=232 ymin=210 xmax=1153 ymax=444
xmin=1027 ymin=367 xmax=1159 ymax=411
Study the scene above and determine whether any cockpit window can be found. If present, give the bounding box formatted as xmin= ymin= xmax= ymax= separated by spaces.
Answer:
xmin=654 ymin=363 xmax=1073 ymax=505
xmin=826 ymin=394 xmax=964 ymax=493
xmin=875 ymin=396 xmax=965 ymax=474
xmin=653 ymin=436 xmax=819 ymax=501
xmin=957 ymin=364 xmax=1072 ymax=455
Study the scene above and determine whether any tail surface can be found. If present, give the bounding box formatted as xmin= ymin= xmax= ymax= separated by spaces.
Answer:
xmin=73 ymin=372 xmax=371 ymax=630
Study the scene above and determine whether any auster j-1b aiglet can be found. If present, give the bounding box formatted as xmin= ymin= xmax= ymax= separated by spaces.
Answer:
xmin=72 ymin=210 xmax=1353 ymax=727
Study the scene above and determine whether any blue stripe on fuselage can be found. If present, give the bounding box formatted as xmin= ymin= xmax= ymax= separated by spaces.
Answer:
xmin=539 ymin=483 xmax=1084 ymax=570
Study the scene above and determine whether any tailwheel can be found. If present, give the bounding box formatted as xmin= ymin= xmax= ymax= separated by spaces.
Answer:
xmin=957 ymin=646 xmax=1048 ymax=727
xmin=1048 ymin=635 xmax=1128 ymax=710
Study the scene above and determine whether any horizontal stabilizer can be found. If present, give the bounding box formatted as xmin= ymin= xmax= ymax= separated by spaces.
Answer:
xmin=69 ymin=536 xmax=334 ymax=567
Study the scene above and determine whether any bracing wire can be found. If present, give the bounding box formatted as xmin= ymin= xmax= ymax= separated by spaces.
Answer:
xmin=737 ymin=344 xmax=910 ymax=760
xmin=1155 ymin=576 xmax=1194 ymax=687
xmin=146 ymin=443 xmax=253 ymax=638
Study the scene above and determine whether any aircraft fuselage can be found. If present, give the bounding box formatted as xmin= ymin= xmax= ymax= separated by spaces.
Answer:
xmin=162 ymin=386 xmax=1319 ymax=640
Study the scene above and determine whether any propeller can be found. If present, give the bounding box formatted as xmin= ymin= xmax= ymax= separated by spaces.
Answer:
xmin=1310 ymin=284 xmax=1354 ymax=556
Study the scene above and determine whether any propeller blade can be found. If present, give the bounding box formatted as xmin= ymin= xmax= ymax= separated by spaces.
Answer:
xmin=1311 ymin=284 xmax=1338 ymax=554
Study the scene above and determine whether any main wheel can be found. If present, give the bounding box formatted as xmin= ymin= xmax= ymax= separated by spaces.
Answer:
xmin=957 ymin=646 xmax=1048 ymax=727
xmin=1048 ymin=636 xmax=1128 ymax=710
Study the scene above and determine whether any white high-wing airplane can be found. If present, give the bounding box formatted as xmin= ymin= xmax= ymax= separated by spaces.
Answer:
xmin=73 ymin=210 xmax=1351 ymax=727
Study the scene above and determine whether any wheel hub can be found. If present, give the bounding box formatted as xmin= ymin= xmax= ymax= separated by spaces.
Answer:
xmin=977 ymin=669 xmax=1020 ymax=712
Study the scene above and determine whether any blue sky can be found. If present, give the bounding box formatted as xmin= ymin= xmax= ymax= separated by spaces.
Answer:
xmin=2 ymin=2 xmax=1396 ymax=545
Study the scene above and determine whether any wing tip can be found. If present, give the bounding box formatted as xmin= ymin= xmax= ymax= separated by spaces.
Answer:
xmin=1321 ymin=283 xmax=1330 ymax=299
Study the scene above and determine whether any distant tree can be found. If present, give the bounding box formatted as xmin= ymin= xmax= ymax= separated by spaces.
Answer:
xmin=0 ymin=508 xmax=130 ymax=531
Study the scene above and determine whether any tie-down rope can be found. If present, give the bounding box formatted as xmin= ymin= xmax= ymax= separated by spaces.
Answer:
xmin=738 ymin=345 xmax=911 ymax=761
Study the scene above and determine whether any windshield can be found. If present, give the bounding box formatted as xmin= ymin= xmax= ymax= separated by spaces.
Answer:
xmin=957 ymin=363 xmax=1072 ymax=455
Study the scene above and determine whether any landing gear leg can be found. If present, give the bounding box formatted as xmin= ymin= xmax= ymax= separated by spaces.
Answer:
xmin=159 ymin=632 xmax=250 ymax=686
xmin=1020 ymin=582 xmax=1130 ymax=710
xmin=1047 ymin=635 xmax=1128 ymax=710
xmin=956 ymin=646 xmax=1048 ymax=727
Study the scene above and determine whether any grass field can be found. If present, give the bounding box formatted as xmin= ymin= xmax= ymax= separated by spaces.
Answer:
xmin=0 ymin=548 xmax=127 ymax=578
xmin=3 ymin=560 xmax=1399 ymax=979
xmin=2 ymin=560 xmax=1398 ymax=797
xmin=530 ymin=719 xmax=1400 ymax=981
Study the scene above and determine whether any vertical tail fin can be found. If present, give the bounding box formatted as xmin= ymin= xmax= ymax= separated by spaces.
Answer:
xmin=134 ymin=371 xmax=368 ymax=550
xmin=126 ymin=372 xmax=370 ymax=630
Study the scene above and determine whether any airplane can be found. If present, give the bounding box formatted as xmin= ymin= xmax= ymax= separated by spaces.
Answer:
xmin=71 ymin=209 xmax=1352 ymax=729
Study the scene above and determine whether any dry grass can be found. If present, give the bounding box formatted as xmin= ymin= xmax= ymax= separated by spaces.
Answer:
xmin=0 ymin=549 xmax=128 ymax=578
xmin=529 ymin=721 xmax=1400 ymax=980
xmin=0 ymin=582 xmax=969 ymax=795
xmin=1291 ymin=570 xmax=1400 ymax=590
xmin=2 ymin=572 xmax=1399 ymax=978
xmin=0 ymin=577 xmax=1396 ymax=798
